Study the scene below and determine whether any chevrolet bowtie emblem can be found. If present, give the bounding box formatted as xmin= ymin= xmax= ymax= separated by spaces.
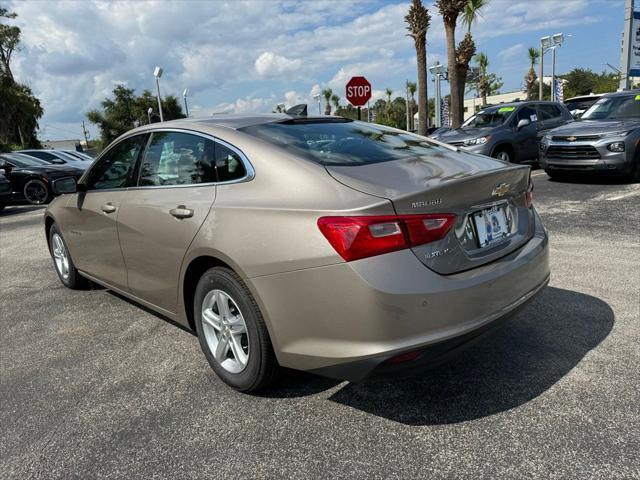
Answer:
xmin=492 ymin=183 xmax=510 ymax=197
xmin=566 ymin=136 xmax=577 ymax=141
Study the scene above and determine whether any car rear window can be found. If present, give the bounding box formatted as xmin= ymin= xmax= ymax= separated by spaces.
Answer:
xmin=239 ymin=120 xmax=445 ymax=166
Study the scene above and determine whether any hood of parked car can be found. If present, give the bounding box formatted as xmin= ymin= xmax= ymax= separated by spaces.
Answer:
xmin=432 ymin=126 xmax=496 ymax=144
xmin=548 ymin=118 xmax=640 ymax=136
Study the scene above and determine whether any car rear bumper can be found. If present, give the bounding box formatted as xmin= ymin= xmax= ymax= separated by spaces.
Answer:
xmin=249 ymin=210 xmax=550 ymax=381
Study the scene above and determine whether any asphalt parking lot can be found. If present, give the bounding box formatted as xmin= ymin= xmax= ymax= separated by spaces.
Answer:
xmin=1 ymin=170 xmax=639 ymax=479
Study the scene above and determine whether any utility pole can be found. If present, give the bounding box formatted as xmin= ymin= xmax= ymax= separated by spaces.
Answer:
xmin=539 ymin=42 xmax=544 ymax=100
xmin=81 ymin=121 xmax=90 ymax=147
xmin=620 ymin=0 xmax=635 ymax=90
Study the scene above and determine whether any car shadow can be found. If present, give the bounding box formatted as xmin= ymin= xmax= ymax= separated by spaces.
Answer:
xmin=0 ymin=205 xmax=45 ymax=216
xmin=547 ymin=174 xmax=632 ymax=185
xmin=324 ymin=286 xmax=613 ymax=425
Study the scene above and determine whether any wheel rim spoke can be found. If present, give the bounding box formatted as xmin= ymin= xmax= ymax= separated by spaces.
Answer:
xmin=201 ymin=288 xmax=250 ymax=374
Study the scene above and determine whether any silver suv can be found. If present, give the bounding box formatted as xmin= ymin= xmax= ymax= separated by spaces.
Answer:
xmin=540 ymin=90 xmax=640 ymax=182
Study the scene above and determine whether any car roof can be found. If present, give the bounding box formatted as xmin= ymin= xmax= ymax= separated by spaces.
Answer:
xmin=599 ymin=90 xmax=640 ymax=99
xmin=564 ymin=94 xmax=602 ymax=102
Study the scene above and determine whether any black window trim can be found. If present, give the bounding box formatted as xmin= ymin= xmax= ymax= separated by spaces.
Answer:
xmin=81 ymin=128 xmax=255 ymax=193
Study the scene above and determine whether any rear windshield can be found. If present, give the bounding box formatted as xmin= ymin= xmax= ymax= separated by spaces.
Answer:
xmin=239 ymin=120 xmax=446 ymax=166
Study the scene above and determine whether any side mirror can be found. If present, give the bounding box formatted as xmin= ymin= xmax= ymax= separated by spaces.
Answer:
xmin=51 ymin=177 xmax=78 ymax=195
xmin=516 ymin=118 xmax=530 ymax=130
xmin=0 ymin=163 xmax=12 ymax=175
xmin=51 ymin=159 xmax=65 ymax=164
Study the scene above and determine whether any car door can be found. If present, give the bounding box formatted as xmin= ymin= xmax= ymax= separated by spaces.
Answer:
xmin=60 ymin=134 xmax=146 ymax=290
xmin=116 ymin=130 xmax=219 ymax=314
xmin=513 ymin=105 xmax=540 ymax=161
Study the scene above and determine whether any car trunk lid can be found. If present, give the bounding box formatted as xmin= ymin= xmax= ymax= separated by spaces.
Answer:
xmin=325 ymin=150 xmax=534 ymax=274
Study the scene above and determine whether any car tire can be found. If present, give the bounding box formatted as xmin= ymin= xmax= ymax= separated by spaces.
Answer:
xmin=49 ymin=223 xmax=88 ymax=289
xmin=625 ymin=158 xmax=640 ymax=183
xmin=23 ymin=178 xmax=51 ymax=205
xmin=492 ymin=147 xmax=512 ymax=163
xmin=0 ymin=204 xmax=5 ymax=212
xmin=194 ymin=267 xmax=279 ymax=392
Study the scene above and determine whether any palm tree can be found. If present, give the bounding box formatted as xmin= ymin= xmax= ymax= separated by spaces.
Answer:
xmin=525 ymin=47 xmax=540 ymax=100
xmin=322 ymin=88 xmax=333 ymax=115
xmin=475 ymin=52 xmax=489 ymax=106
xmin=331 ymin=94 xmax=340 ymax=115
xmin=384 ymin=87 xmax=393 ymax=121
xmin=436 ymin=0 xmax=486 ymax=128
xmin=436 ymin=0 xmax=467 ymax=128
xmin=407 ymin=81 xmax=417 ymax=129
xmin=405 ymin=0 xmax=431 ymax=135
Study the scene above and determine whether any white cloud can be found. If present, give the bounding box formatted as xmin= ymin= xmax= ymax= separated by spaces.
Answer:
xmin=255 ymin=52 xmax=303 ymax=78
xmin=498 ymin=43 xmax=525 ymax=61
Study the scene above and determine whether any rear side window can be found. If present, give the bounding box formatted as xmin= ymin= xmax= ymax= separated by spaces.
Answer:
xmin=23 ymin=151 xmax=57 ymax=161
xmin=215 ymin=142 xmax=247 ymax=182
xmin=138 ymin=132 xmax=216 ymax=186
xmin=86 ymin=135 xmax=145 ymax=190
xmin=538 ymin=104 xmax=562 ymax=121
xmin=240 ymin=120 xmax=443 ymax=166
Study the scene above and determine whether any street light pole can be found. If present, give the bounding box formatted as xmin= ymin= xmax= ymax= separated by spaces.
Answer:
xmin=620 ymin=0 xmax=634 ymax=90
xmin=153 ymin=66 xmax=164 ymax=122
xmin=183 ymin=88 xmax=190 ymax=117
xmin=539 ymin=40 xmax=545 ymax=100
xmin=147 ymin=108 xmax=153 ymax=124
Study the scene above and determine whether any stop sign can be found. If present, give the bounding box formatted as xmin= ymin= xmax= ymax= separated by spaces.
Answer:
xmin=345 ymin=76 xmax=372 ymax=107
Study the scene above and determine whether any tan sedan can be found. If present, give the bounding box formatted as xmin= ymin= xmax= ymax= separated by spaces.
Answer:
xmin=45 ymin=114 xmax=549 ymax=392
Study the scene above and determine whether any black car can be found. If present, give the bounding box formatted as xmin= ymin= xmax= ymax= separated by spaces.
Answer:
xmin=0 ymin=153 xmax=84 ymax=205
xmin=0 ymin=170 xmax=11 ymax=211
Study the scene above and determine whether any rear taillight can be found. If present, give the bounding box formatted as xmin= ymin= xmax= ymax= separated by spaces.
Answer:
xmin=318 ymin=213 xmax=456 ymax=262
xmin=525 ymin=177 xmax=534 ymax=208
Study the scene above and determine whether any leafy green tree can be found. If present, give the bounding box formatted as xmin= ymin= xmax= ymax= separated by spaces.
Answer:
xmin=561 ymin=68 xmax=618 ymax=99
xmin=405 ymin=0 xmax=431 ymax=135
xmin=87 ymin=85 xmax=185 ymax=147
xmin=468 ymin=52 xmax=502 ymax=105
xmin=406 ymin=80 xmax=417 ymax=129
xmin=525 ymin=47 xmax=540 ymax=100
xmin=0 ymin=8 xmax=43 ymax=150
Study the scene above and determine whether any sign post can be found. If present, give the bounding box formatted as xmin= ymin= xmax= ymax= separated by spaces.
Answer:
xmin=621 ymin=0 xmax=638 ymax=90
xmin=346 ymin=76 xmax=372 ymax=121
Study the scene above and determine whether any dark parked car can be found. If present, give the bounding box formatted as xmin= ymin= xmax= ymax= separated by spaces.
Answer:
xmin=0 ymin=153 xmax=85 ymax=205
xmin=0 ymin=170 xmax=11 ymax=211
xmin=60 ymin=149 xmax=94 ymax=162
xmin=431 ymin=101 xmax=573 ymax=163
xmin=541 ymin=90 xmax=640 ymax=181
xmin=564 ymin=94 xmax=604 ymax=119
xmin=18 ymin=149 xmax=91 ymax=170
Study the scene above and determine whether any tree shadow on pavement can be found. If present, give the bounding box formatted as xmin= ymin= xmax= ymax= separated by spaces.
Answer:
xmin=326 ymin=286 xmax=613 ymax=425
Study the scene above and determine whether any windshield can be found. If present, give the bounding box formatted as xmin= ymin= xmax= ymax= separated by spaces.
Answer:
xmin=240 ymin=120 xmax=448 ymax=166
xmin=581 ymin=95 xmax=640 ymax=120
xmin=461 ymin=107 xmax=514 ymax=128
xmin=1 ymin=154 xmax=49 ymax=167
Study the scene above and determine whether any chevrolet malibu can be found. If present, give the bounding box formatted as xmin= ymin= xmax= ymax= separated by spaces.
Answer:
xmin=44 ymin=114 xmax=550 ymax=392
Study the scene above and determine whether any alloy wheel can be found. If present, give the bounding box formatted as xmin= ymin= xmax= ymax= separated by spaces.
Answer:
xmin=24 ymin=179 xmax=48 ymax=205
xmin=201 ymin=289 xmax=250 ymax=374
xmin=496 ymin=151 xmax=511 ymax=162
xmin=51 ymin=233 xmax=70 ymax=280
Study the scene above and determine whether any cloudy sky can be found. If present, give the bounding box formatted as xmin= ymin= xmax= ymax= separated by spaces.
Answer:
xmin=6 ymin=0 xmax=623 ymax=141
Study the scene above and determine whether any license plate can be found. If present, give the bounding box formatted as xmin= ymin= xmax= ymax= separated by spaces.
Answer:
xmin=473 ymin=205 xmax=510 ymax=248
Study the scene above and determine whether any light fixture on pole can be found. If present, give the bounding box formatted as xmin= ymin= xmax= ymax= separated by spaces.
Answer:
xmin=183 ymin=88 xmax=190 ymax=118
xmin=539 ymin=35 xmax=552 ymax=100
xmin=153 ymin=66 xmax=164 ymax=122
xmin=147 ymin=107 xmax=153 ymax=124
xmin=313 ymin=94 xmax=321 ymax=115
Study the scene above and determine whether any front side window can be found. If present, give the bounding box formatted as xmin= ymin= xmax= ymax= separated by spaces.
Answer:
xmin=538 ymin=104 xmax=562 ymax=121
xmin=86 ymin=135 xmax=145 ymax=190
xmin=138 ymin=132 xmax=215 ymax=186
xmin=516 ymin=106 xmax=538 ymax=124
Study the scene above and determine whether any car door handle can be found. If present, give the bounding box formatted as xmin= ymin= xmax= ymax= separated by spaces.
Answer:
xmin=169 ymin=205 xmax=194 ymax=219
xmin=101 ymin=203 xmax=117 ymax=214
